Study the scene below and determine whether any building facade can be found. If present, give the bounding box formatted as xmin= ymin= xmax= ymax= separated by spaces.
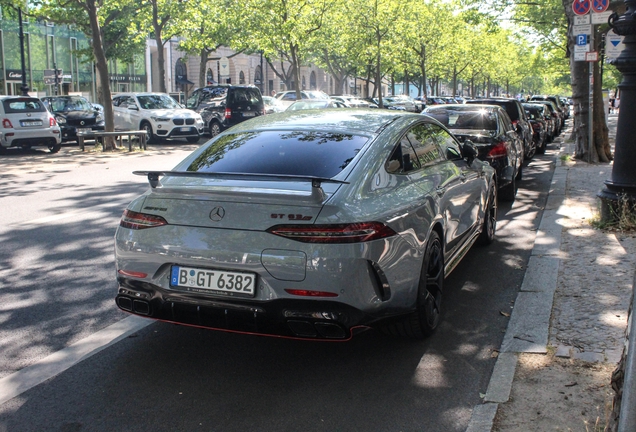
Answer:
xmin=0 ymin=16 xmax=384 ymax=102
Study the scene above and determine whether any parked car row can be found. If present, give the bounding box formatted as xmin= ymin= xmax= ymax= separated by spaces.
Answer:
xmin=0 ymin=86 xmax=570 ymax=156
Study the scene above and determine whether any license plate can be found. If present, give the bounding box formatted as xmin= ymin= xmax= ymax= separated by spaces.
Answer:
xmin=243 ymin=112 xmax=256 ymax=117
xmin=77 ymin=128 xmax=91 ymax=134
xmin=180 ymin=127 xmax=191 ymax=132
xmin=20 ymin=120 xmax=42 ymax=127
xmin=170 ymin=266 xmax=256 ymax=297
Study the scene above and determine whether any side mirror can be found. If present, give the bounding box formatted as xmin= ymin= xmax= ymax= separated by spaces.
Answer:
xmin=128 ymin=105 xmax=139 ymax=111
xmin=461 ymin=140 xmax=477 ymax=165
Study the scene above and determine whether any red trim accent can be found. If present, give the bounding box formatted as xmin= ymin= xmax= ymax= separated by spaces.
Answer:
xmin=120 ymin=311 xmax=370 ymax=342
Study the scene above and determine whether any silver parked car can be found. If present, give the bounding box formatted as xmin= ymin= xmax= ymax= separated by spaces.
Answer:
xmin=0 ymin=96 xmax=61 ymax=153
xmin=115 ymin=110 xmax=497 ymax=340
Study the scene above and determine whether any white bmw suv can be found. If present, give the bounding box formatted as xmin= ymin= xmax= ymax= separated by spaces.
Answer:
xmin=112 ymin=92 xmax=204 ymax=144
xmin=0 ymin=96 xmax=62 ymax=153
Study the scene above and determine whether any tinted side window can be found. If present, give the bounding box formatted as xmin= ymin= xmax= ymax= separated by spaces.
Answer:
xmin=185 ymin=91 xmax=200 ymax=109
xmin=405 ymin=124 xmax=443 ymax=167
xmin=386 ymin=136 xmax=420 ymax=174
xmin=427 ymin=124 xmax=462 ymax=161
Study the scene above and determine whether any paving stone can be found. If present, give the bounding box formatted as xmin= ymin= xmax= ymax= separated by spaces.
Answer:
xmin=555 ymin=345 xmax=572 ymax=358
xmin=572 ymin=351 xmax=605 ymax=363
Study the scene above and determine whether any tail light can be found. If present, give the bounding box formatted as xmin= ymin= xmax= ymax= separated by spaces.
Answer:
xmin=487 ymin=141 xmax=507 ymax=159
xmin=224 ymin=108 xmax=232 ymax=119
xmin=267 ymin=222 xmax=397 ymax=243
xmin=49 ymin=117 xmax=57 ymax=126
xmin=120 ymin=209 xmax=168 ymax=230
xmin=2 ymin=119 xmax=13 ymax=128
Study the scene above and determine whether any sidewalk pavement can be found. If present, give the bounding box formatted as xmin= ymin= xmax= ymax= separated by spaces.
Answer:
xmin=467 ymin=113 xmax=636 ymax=431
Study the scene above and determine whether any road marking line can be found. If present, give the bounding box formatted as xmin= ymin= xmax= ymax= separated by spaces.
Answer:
xmin=0 ymin=315 xmax=151 ymax=405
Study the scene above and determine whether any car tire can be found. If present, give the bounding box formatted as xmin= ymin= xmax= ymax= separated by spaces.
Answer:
xmin=186 ymin=136 xmax=200 ymax=143
xmin=141 ymin=121 xmax=156 ymax=144
xmin=382 ymin=230 xmax=444 ymax=339
xmin=500 ymin=170 xmax=518 ymax=202
xmin=478 ymin=184 xmax=497 ymax=245
xmin=48 ymin=143 xmax=61 ymax=153
xmin=524 ymin=138 xmax=536 ymax=160
xmin=536 ymin=138 xmax=546 ymax=155
xmin=209 ymin=121 xmax=221 ymax=138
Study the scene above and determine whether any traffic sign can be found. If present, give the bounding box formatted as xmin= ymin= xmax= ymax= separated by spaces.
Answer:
xmin=592 ymin=0 xmax=609 ymax=13
xmin=574 ymin=14 xmax=591 ymax=25
xmin=591 ymin=10 xmax=612 ymax=24
xmin=573 ymin=24 xmax=592 ymax=35
xmin=576 ymin=34 xmax=588 ymax=46
xmin=573 ymin=0 xmax=591 ymax=15
xmin=586 ymin=51 xmax=599 ymax=62
xmin=606 ymin=29 xmax=626 ymax=60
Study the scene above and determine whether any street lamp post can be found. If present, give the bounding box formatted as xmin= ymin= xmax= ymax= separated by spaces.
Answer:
xmin=598 ymin=2 xmax=636 ymax=221
xmin=18 ymin=8 xmax=29 ymax=96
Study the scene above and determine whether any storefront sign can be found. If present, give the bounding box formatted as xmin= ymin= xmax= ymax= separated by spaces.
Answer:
xmin=6 ymin=70 xmax=24 ymax=80
xmin=109 ymin=74 xmax=146 ymax=83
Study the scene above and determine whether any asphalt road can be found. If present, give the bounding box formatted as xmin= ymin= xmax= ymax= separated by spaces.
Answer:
xmin=0 ymin=138 xmax=556 ymax=431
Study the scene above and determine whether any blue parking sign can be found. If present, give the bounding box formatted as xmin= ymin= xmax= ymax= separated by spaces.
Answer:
xmin=576 ymin=34 xmax=588 ymax=46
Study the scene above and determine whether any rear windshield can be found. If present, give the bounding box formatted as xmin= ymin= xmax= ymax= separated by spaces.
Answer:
xmin=3 ymin=98 xmax=46 ymax=113
xmin=427 ymin=109 xmax=497 ymax=131
xmin=186 ymin=130 xmax=368 ymax=178
xmin=227 ymin=88 xmax=262 ymax=106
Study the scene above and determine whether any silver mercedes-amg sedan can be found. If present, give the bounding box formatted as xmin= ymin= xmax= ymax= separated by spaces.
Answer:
xmin=115 ymin=109 xmax=497 ymax=341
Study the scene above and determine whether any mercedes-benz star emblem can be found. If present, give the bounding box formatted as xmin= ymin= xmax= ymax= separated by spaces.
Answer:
xmin=209 ymin=206 xmax=225 ymax=222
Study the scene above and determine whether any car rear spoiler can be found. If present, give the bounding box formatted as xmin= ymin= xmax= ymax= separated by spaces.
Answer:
xmin=133 ymin=171 xmax=349 ymax=202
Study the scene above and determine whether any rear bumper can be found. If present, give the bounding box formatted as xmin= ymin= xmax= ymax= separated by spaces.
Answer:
xmin=2 ymin=129 xmax=61 ymax=148
xmin=116 ymin=277 xmax=375 ymax=340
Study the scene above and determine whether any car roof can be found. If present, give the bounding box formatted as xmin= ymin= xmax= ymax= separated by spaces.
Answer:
xmin=224 ymin=108 xmax=415 ymax=135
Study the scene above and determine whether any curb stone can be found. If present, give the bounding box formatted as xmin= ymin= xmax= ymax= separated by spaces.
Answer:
xmin=466 ymin=132 xmax=572 ymax=432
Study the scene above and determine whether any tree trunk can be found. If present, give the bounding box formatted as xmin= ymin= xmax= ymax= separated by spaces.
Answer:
xmin=199 ymin=49 xmax=208 ymax=88
xmin=291 ymin=43 xmax=301 ymax=97
xmin=152 ymin=1 xmax=167 ymax=94
xmin=86 ymin=0 xmax=115 ymax=151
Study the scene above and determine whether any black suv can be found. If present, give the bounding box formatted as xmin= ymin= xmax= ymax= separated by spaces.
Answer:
xmin=466 ymin=98 xmax=535 ymax=160
xmin=185 ymin=85 xmax=264 ymax=137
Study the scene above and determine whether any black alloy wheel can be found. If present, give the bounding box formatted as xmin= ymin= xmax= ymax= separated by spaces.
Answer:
xmin=478 ymin=184 xmax=497 ymax=245
xmin=382 ymin=231 xmax=444 ymax=338
xmin=525 ymin=137 xmax=536 ymax=160
xmin=499 ymin=170 xmax=517 ymax=202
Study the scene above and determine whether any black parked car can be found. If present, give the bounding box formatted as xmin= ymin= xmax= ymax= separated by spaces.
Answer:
xmin=41 ymin=95 xmax=104 ymax=142
xmin=466 ymin=97 xmax=535 ymax=160
xmin=530 ymin=96 xmax=566 ymax=134
xmin=424 ymin=104 xmax=524 ymax=201
xmin=185 ymin=85 xmax=264 ymax=137
xmin=532 ymin=100 xmax=562 ymax=136
xmin=522 ymin=103 xmax=549 ymax=154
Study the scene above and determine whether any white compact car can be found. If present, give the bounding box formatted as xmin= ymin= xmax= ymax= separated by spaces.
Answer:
xmin=0 ymin=96 xmax=62 ymax=153
xmin=112 ymin=92 xmax=204 ymax=143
